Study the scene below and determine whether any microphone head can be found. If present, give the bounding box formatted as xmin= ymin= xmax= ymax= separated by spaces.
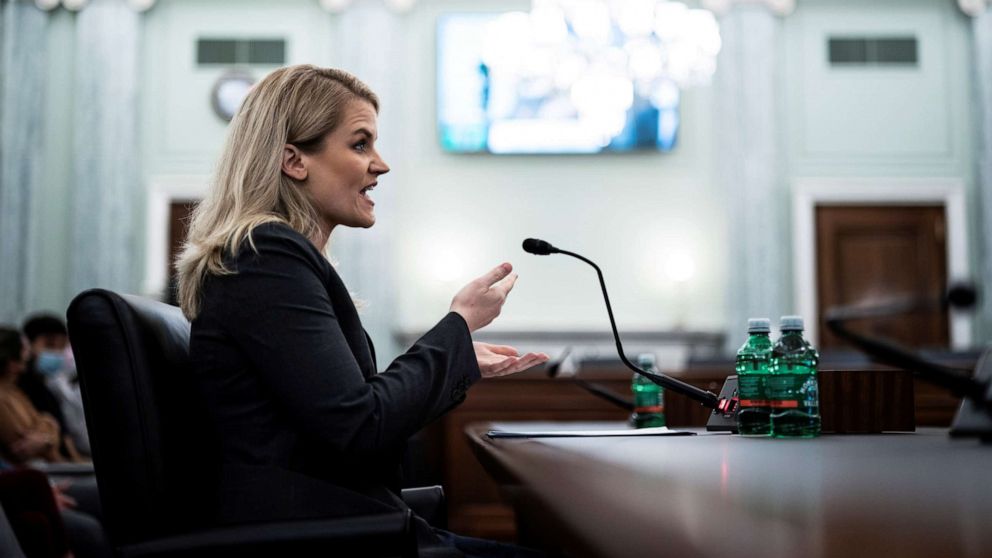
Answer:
xmin=522 ymin=238 xmax=557 ymax=255
xmin=947 ymin=282 xmax=978 ymax=309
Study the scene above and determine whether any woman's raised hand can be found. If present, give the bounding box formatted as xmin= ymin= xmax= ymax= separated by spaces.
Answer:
xmin=450 ymin=263 xmax=517 ymax=332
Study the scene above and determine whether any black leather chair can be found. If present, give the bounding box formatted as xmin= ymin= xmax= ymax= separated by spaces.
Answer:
xmin=0 ymin=504 xmax=26 ymax=558
xmin=66 ymin=289 xmax=424 ymax=557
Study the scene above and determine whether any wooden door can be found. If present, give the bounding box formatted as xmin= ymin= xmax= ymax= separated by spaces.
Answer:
xmin=816 ymin=205 xmax=948 ymax=350
xmin=165 ymin=200 xmax=199 ymax=304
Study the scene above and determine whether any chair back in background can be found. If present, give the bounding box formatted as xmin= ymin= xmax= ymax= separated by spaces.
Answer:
xmin=67 ymin=289 xmax=218 ymax=546
xmin=0 ymin=503 xmax=26 ymax=558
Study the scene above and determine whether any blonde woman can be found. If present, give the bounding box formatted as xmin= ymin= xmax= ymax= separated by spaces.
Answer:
xmin=176 ymin=65 xmax=547 ymax=556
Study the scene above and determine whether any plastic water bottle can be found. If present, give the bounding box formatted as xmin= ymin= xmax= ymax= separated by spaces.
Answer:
xmin=768 ymin=316 xmax=821 ymax=438
xmin=630 ymin=353 xmax=666 ymax=428
xmin=735 ymin=318 xmax=773 ymax=436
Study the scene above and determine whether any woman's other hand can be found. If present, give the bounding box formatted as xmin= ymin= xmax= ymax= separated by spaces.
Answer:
xmin=474 ymin=342 xmax=549 ymax=378
xmin=450 ymin=263 xmax=518 ymax=332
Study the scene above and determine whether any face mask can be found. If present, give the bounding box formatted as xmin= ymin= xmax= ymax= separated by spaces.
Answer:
xmin=35 ymin=350 xmax=65 ymax=376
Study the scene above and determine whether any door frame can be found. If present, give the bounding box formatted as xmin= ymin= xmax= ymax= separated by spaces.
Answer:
xmin=142 ymin=174 xmax=210 ymax=298
xmin=793 ymin=177 xmax=970 ymax=349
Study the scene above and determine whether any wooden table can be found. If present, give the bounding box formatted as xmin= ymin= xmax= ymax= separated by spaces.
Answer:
xmin=467 ymin=422 xmax=992 ymax=558
xmin=435 ymin=367 xmax=726 ymax=539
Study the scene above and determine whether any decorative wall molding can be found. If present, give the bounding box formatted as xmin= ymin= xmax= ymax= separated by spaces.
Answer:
xmin=959 ymin=0 xmax=990 ymax=17
xmin=69 ymin=0 xmax=141 ymax=297
xmin=785 ymin=1 xmax=964 ymax=179
xmin=792 ymin=178 xmax=971 ymax=349
xmin=319 ymin=0 xmax=415 ymax=15
xmin=717 ymin=7 xmax=789 ymax=352
xmin=330 ymin=0 xmax=403 ymax=361
xmin=34 ymin=0 xmax=156 ymax=13
xmin=34 ymin=0 xmax=60 ymax=11
xmin=703 ymin=0 xmax=795 ymax=17
xmin=973 ymin=10 xmax=992 ymax=340
xmin=142 ymin=175 xmax=210 ymax=297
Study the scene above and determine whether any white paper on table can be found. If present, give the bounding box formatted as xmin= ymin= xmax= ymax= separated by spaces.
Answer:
xmin=486 ymin=426 xmax=695 ymax=438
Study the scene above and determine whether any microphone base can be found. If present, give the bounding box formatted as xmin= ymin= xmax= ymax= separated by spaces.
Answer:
xmin=949 ymin=349 xmax=992 ymax=442
xmin=705 ymin=375 xmax=740 ymax=433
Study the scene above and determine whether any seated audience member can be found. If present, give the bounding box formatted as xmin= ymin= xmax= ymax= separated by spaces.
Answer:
xmin=0 ymin=468 xmax=72 ymax=558
xmin=0 ymin=460 xmax=111 ymax=558
xmin=20 ymin=315 xmax=89 ymax=457
xmin=0 ymin=327 xmax=81 ymax=464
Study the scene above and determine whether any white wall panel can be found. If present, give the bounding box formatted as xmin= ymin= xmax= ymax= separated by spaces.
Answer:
xmin=390 ymin=0 xmax=726 ymax=334
xmin=142 ymin=0 xmax=331 ymax=176
xmin=786 ymin=0 xmax=971 ymax=176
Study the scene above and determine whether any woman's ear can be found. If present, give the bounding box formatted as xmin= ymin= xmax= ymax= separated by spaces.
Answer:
xmin=281 ymin=144 xmax=308 ymax=181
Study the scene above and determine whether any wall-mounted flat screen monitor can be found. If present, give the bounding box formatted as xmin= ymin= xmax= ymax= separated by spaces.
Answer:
xmin=437 ymin=13 xmax=680 ymax=154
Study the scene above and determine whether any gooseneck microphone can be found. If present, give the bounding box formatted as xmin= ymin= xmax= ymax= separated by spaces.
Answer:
xmin=523 ymin=238 xmax=725 ymax=411
xmin=825 ymin=285 xmax=990 ymax=411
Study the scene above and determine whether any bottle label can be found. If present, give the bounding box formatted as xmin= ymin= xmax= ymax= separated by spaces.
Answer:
xmin=737 ymin=374 xmax=766 ymax=409
xmin=634 ymin=405 xmax=664 ymax=414
xmin=767 ymin=400 xmax=799 ymax=409
xmin=740 ymin=399 xmax=769 ymax=406
xmin=739 ymin=399 xmax=798 ymax=408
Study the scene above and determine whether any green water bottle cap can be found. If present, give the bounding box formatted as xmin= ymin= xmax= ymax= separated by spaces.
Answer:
xmin=637 ymin=353 xmax=656 ymax=368
xmin=747 ymin=318 xmax=771 ymax=333
xmin=780 ymin=315 xmax=805 ymax=331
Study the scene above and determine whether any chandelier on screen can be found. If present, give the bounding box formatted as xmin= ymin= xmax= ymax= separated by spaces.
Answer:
xmin=479 ymin=0 xmax=722 ymax=140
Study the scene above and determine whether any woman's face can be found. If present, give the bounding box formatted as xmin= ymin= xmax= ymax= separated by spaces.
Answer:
xmin=298 ymin=99 xmax=389 ymax=234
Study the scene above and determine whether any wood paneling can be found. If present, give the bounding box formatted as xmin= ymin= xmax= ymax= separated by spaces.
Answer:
xmin=167 ymin=200 xmax=198 ymax=276
xmin=818 ymin=369 xmax=915 ymax=433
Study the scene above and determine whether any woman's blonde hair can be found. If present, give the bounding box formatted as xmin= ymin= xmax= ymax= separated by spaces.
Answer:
xmin=175 ymin=65 xmax=379 ymax=319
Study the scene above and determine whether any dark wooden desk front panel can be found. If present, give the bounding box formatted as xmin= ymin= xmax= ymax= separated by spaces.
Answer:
xmin=468 ymin=425 xmax=992 ymax=558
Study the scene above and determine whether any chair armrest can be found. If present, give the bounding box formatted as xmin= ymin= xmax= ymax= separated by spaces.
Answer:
xmin=401 ymin=485 xmax=447 ymax=529
xmin=29 ymin=462 xmax=96 ymax=476
xmin=119 ymin=510 xmax=415 ymax=558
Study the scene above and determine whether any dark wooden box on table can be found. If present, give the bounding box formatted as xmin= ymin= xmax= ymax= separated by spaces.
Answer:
xmin=818 ymin=368 xmax=915 ymax=433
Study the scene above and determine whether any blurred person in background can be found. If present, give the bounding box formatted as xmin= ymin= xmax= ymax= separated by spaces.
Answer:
xmin=0 ymin=327 xmax=72 ymax=464
xmin=0 ymin=330 xmax=110 ymax=557
xmin=0 ymin=467 xmax=73 ymax=558
xmin=19 ymin=316 xmax=88 ymax=458
xmin=0 ymin=461 xmax=111 ymax=558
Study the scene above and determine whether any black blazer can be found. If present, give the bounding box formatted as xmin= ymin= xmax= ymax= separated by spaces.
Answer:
xmin=190 ymin=222 xmax=480 ymax=525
